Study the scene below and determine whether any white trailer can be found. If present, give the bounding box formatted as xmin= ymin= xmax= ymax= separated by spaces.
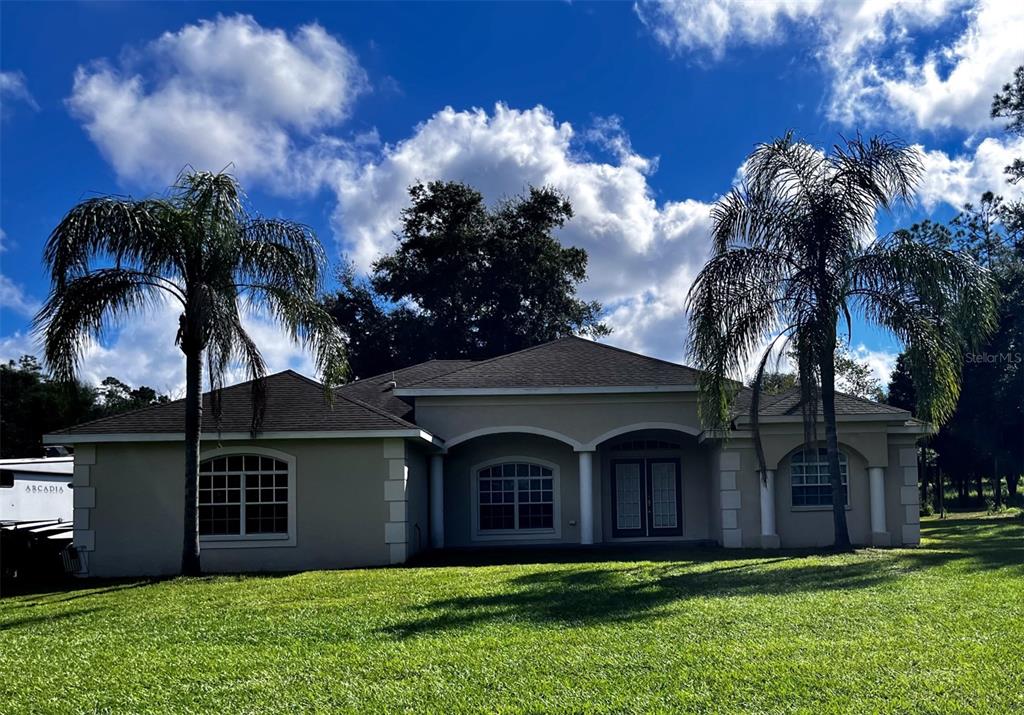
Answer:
xmin=0 ymin=456 xmax=74 ymax=523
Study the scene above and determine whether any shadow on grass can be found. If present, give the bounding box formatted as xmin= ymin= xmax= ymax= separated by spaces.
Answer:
xmin=1 ymin=578 xmax=165 ymax=605
xmin=0 ymin=605 xmax=109 ymax=631
xmin=384 ymin=514 xmax=1023 ymax=638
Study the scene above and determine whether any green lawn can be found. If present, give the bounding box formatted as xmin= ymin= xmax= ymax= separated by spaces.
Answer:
xmin=2 ymin=513 xmax=1022 ymax=714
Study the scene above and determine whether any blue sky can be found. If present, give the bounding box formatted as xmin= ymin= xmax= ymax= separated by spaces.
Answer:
xmin=1 ymin=1 xmax=1022 ymax=393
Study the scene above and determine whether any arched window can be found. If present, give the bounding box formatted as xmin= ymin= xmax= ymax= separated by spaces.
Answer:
xmin=474 ymin=461 xmax=559 ymax=538
xmin=791 ymin=448 xmax=848 ymax=507
xmin=199 ymin=453 xmax=293 ymax=542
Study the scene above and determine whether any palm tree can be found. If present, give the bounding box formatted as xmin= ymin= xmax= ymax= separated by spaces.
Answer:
xmin=686 ymin=133 xmax=997 ymax=549
xmin=34 ymin=171 xmax=348 ymax=574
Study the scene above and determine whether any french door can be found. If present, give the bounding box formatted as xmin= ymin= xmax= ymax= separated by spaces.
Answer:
xmin=610 ymin=458 xmax=682 ymax=538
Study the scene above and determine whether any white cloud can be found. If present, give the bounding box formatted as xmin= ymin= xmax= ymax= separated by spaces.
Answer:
xmin=635 ymin=0 xmax=823 ymax=60
xmin=850 ymin=344 xmax=898 ymax=388
xmin=917 ymin=135 xmax=1024 ymax=209
xmin=327 ymin=103 xmax=715 ymax=363
xmin=0 ymin=70 xmax=39 ymax=114
xmin=636 ymin=1 xmax=1022 ymax=134
xmin=0 ymin=228 xmax=8 ymax=253
xmin=834 ymin=0 xmax=1024 ymax=131
xmin=67 ymin=14 xmax=366 ymax=187
xmin=0 ymin=274 xmax=40 ymax=318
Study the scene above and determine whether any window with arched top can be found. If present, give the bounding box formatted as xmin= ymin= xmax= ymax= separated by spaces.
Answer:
xmin=198 ymin=452 xmax=295 ymax=545
xmin=790 ymin=448 xmax=848 ymax=507
xmin=473 ymin=459 xmax=561 ymax=540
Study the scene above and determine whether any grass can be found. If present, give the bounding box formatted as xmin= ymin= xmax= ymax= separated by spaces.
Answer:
xmin=2 ymin=513 xmax=1022 ymax=714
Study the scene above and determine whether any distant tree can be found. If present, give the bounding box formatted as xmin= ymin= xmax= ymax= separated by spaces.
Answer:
xmin=0 ymin=357 xmax=170 ymax=458
xmin=886 ymin=353 xmax=916 ymax=414
xmin=688 ymin=132 xmax=997 ymax=549
xmin=752 ymin=371 xmax=798 ymax=396
xmin=326 ymin=181 xmax=609 ymax=377
xmin=35 ymin=170 xmax=347 ymax=575
xmin=991 ymin=65 xmax=1024 ymax=184
xmin=98 ymin=376 xmax=171 ymax=413
xmin=749 ymin=342 xmax=883 ymax=401
xmin=1 ymin=357 xmax=96 ymax=458
xmin=833 ymin=344 xmax=885 ymax=402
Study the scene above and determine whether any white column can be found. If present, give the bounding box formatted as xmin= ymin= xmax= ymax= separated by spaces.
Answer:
xmin=429 ymin=454 xmax=445 ymax=549
xmin=578 ymin=451 xmax=594 ymax=545
xmin=759 ymin=469 xmax=777 ymax=540
xmin=869 ymin=466 xmax=886 ymax=535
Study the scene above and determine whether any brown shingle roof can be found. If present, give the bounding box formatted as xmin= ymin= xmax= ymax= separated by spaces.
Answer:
xmin=53 ymin=370 xmax=418 ymax=436
xmin=732 ymin=386 xmax=908 ymax=419
xmin=404 ymin=337 xmax=703 ymax=389
xmin=337 ymin=360 xmax=476 ymax=420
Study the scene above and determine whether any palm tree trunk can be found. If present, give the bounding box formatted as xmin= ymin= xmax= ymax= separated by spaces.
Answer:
xmin=182 ymin=347 xmax=203 ymax=576
xmin=820 ymin=335 xmax=852 ymax=549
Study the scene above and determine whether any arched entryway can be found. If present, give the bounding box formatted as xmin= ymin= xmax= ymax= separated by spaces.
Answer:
xmin=595 ymin=427 xmax=711 ymax=543
xmin=436 ymin=431 xmax=581 ymax=549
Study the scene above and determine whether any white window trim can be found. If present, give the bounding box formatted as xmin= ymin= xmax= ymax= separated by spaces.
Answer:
xmin=789 ymin=448 xmax=851 ymax=512
xmin=198 ymin=446 xmax=297 ymax=549
xmin=470 ymin=456 xmax=562 ymax=542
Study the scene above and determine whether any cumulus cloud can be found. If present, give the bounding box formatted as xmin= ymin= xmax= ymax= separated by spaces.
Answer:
xmin=850 ymin=344 xmax=899 ymax=389
xmin=67 ymin=14 xmax=366 ymax=187
xmin=0 ymin=70 xmax=39 ymax=115
xmin=636 ymin=1 xmax=1022 ymax=135
xmin=833 ymin=0 xmax=1024 ymax=131
xmin=917 ymin=135 xmax=1024 ymax=210
xmin=327 ymin=103 xmax=715 ymax=362
xmin=0 ymin=274 xmax=40 ymax=317
xmin=635 ymin=0 xmax=823 ymax=60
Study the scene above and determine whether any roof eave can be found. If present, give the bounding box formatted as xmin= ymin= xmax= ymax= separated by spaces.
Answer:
xmin=394 ymin=385 xmax=700 ymax=397
xmin=44 ymin=428 xmax=443 ymax=447
xmin=732 ymin=412 xmax=910 ymax=425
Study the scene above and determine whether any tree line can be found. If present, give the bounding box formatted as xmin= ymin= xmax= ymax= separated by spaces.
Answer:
xmin=1 ymin=355 xmax=171 ymax=458
xmin=886 ymin=69 xmax=1024 ymax=511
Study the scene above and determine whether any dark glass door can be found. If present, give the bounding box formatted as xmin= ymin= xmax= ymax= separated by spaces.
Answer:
xmin=611 ymin=458 xmax=682 ymax=537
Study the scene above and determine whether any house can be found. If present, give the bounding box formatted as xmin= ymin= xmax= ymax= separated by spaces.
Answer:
xmin=45 ymin=337 xmax=928 ymax=577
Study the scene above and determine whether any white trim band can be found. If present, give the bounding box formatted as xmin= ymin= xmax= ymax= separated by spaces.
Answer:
xmin=395 ymin=385 xmax=699 ymax=397
xmin=45 ymin=429 xmax=441 ymax=446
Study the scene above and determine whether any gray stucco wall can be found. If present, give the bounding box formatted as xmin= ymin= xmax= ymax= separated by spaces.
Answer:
xmin=405 ymin=444 xmax=430 ymax=558
xmin=415 ymin=393 xmax=702 ymax=448
xmin=775 ymin=444 xmax=872 ymax=548
xmin=74 ymin=437 xmax=397 ymax=577
xmin=886 ymin=436 xmax=922 ymax=546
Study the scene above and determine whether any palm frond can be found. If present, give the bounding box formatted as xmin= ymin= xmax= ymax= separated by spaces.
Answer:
xmin=32 ymin=269 xmax=167 ymax=381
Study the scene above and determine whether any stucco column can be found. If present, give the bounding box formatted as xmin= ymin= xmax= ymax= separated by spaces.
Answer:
xmin=429 ymin=454 xmax=445 ymax=549
xmin=869 ymin=466 xmax=890 ymax=547
xmin=759 ymin=469 xmax=780 ymax=549
xmin=578 ymin=451 xmax=594 ymax=545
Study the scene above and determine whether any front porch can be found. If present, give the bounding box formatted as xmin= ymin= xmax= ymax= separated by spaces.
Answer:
xmin=425 ymin=428 xmax=717 ymax=550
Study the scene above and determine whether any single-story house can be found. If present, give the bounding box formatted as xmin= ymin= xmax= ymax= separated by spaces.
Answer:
xmin=46 ymin=337 xmax=928 ymax=577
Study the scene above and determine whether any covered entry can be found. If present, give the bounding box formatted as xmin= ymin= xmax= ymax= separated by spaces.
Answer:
xmin=597 ymin=429 xmax=710 ymax=543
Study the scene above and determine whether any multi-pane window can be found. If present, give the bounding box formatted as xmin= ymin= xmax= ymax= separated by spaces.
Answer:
xmin=478 ymin=463 xmax=554 ymax=532
xmin=199 ymin=455 xmax=289 ymax=537
xmin=791 ymin=449 xmax=848 ymax=507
